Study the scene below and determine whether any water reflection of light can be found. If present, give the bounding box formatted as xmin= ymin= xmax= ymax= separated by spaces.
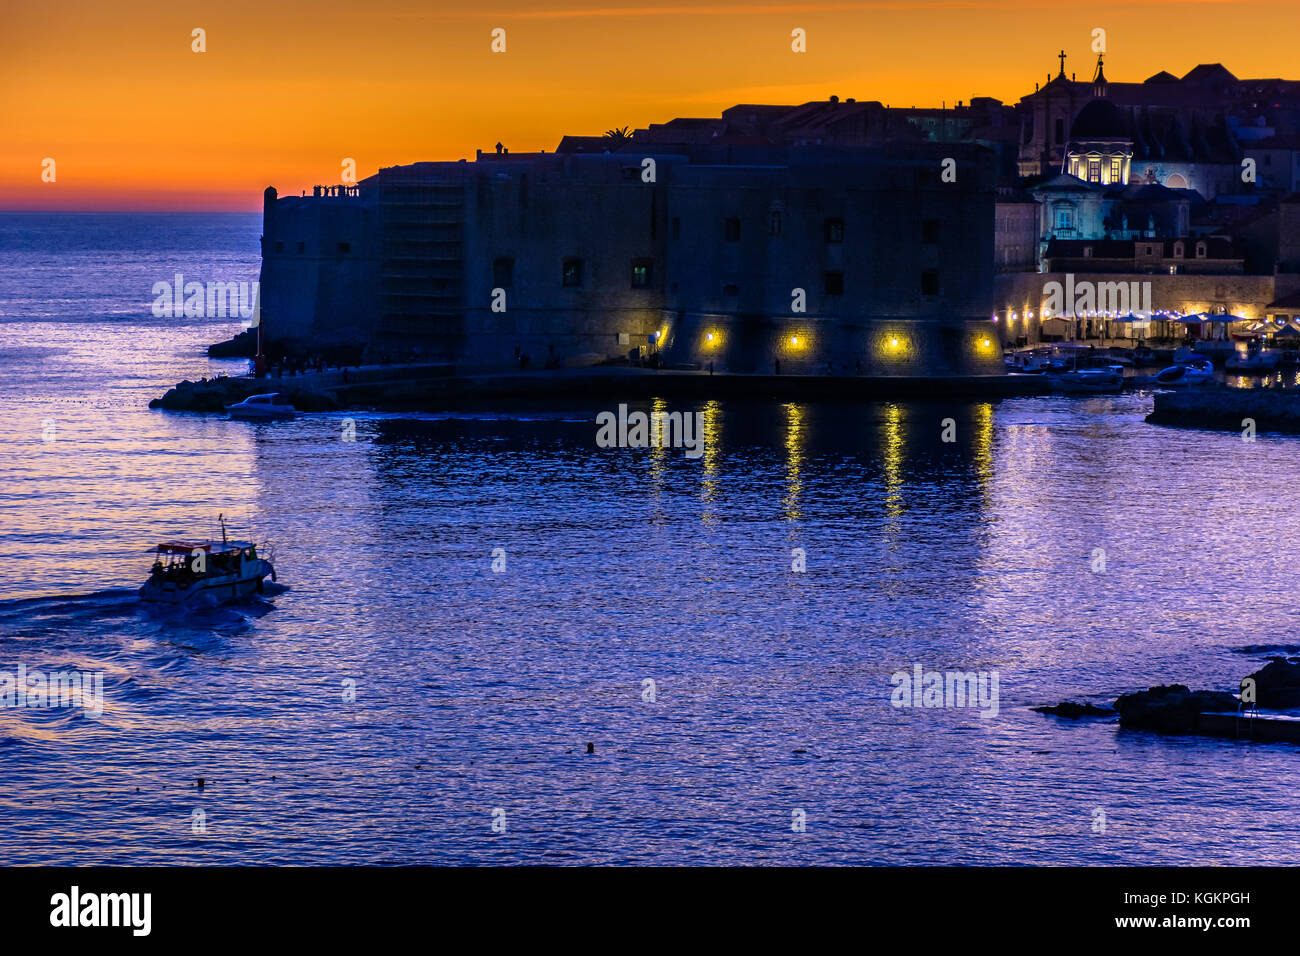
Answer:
xmin=783 ymin=403 xmax=805 ymax=522
xmin=882 ymin=403 xmax=904 ymax=520
xmin=699 ymin=400 xmax=721 ymax=525
xmin=972 ymin=402 xmax=994 ymax=498
xmin=649 ymin=398 xmax=668 ymax=521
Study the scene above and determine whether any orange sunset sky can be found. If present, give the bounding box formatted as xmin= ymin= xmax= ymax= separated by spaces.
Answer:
xmin=3 ymin=0 xmax=1298 ymax=211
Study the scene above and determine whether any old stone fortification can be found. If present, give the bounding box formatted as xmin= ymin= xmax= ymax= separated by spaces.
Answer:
xmin=257 ymin=142 xmax=1006 ymax=378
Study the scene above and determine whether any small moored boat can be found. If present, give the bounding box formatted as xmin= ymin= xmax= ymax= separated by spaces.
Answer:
xmin=1050 ymin=366 xmax=1124 ymax=393
xmin=1154 ymin=358 xmax=1214 ymax=387
xmin=227 ymin=393 xmax=296 ymax=421
xmin=1225 ymin=349 xmax=1281 ymax=372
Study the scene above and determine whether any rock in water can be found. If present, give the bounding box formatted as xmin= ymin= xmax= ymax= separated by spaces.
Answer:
xmin=1113 ymin=684 xmax=1239 ymax=734
xmin=1244 ymin=658 xmax=1300 ymax=708
xmin=1032 ymin=701 xmax=1114 ymax=718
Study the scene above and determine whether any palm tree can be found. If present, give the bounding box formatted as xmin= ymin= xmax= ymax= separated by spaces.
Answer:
xmin=603 ymin=126 xmax=632 ymax=144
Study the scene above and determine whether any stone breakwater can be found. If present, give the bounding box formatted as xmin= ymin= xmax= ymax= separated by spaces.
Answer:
xmin=1146 ymin=386 xmax=1300 ymax=434
xmin=1035 ymin=658 xmax=1300 ymax=742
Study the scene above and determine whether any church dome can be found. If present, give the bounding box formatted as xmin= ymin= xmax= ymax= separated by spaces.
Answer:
xmin=1070 ymin=99 xmax=1129 ymax=140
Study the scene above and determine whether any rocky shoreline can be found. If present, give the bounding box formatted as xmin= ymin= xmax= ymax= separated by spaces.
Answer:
xmin=149 ymin=375 xmax=341 ymax=413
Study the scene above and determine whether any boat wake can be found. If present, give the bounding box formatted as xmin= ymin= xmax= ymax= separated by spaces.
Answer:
xmin=0 ymin=587 xmax=282 ymax=745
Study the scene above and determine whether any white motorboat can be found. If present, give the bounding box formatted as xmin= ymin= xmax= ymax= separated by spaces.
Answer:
xmin=1154 ymin=358 xmax=1214 ymax=387
xmin=226 ymin=393 xmax=296 ymax=421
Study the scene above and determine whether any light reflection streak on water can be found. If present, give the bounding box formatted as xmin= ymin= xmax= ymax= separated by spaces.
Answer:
xmin=782 ymin=402 xmax=804 ymax=524
xmin=699 ymin=400 xmax=721 ymax=526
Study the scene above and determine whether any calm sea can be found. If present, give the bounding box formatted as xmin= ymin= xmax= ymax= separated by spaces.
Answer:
xmin=0 ymin=212 xmax=1297 ymax=865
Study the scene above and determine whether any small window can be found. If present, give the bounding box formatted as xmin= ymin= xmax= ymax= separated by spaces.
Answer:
xmin=825 ymin=218 xmax=844 ymax=243
xmin=1083 ymin=246 xmax=1093 ymax=258
xmin=921 ymin=219 xmax=940 ymax=244
xmin=1087 ymin=161 xmax=1100 ymax=183
xmin=337 ymin=242 xmax=351 ymax=254
xmin=724 ymin=218 xmax=741 ymax=241
xmin=274 ymin=241 xmax=284 ymax=253
xmin=921 ymin=270 xmax=940 ymax=296
xmin=1056 ymin=208 xmax=1072 ymax=230
xmin=1109 ymin=157 xmax=1122 ymax=181
xmin=493 ymin=257 xmax=514 ymax=287
xmin=562 ymin=258 xmax=583 ymax=287
xmin=824 ymin=271 xmax=844 ymax=295
xmin=672 ymin=217 xmax=680 ymax=240
xmin=1174 ymin=241 xmax=1184 ymax=258
xmin=296 ymin=241 xmax=305 ymax=253
xmin=1196 ymin=242 xmax=1207 ymax=259
xmin=631 ymin=259 xmax=654 ymax=288
xmin=723 ymin=283 xmax=739 ymax=296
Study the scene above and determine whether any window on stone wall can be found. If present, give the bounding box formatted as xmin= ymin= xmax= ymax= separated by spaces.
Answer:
xmin=724 ymin=218 xmax=741 ymax=241
xmin=825 ymin=218 xmax=844 ymax=243
xmin=1087 ymin=161 xmax=1100 ymax=183
xmin=824 ymin=271 xmax=844 ymax=295
xmin=921 ymin=270 xmax=940 ymax=296
xmin=631 ymin=259 xmax=654 ymax=288
xmin=922 ymin=219 xmax=940 ymax=244
xmin=1110 ymin=158 xmax=1122 ymax=182
xmin=493 ymin=257 xmax=514 ymax=287
xmin=562 ymin=258 xmax=583 ymax=287
xmin=1196 ymin=242 xmax=1207 ymax=258
xmin=1174 ymin=242 xmax=1184 ymax=258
